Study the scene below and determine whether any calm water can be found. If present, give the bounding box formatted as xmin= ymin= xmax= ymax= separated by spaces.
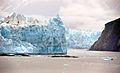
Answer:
xmin=0 ymin=49 xmax=120 ymax=73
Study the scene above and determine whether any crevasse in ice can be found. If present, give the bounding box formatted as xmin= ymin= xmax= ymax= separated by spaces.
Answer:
xmin=0 ymin=13 xmax=67 ymax=54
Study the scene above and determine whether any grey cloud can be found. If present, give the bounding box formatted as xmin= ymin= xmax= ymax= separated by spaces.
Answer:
xmin=18 ymin=0 xmax=62 ymax=16
xmin=0 ymin=0 xmax=120 ymax=31
xmin=97 ymin=0 xmax=120 ymax=15
xmin=59 ymin=0 xmax=120 ymax=31
xmin=0 ymin=0 xmax=62 ymax=16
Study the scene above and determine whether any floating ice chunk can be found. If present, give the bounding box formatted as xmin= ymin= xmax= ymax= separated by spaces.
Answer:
xmin=103 ymin=57 xmax=113 ymax=61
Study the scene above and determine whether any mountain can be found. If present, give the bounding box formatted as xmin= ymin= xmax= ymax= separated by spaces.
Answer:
xmin=0 ymin=13 xmax=67 ymax=54
xmin=90 ymin=18 xmax=120 ymax=52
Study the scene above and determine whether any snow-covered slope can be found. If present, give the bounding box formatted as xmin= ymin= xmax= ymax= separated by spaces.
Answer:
xmin=0 ymin=13 xmax=67 ymax=54
xmin=66 ymin=29 xmax=101 ymax=49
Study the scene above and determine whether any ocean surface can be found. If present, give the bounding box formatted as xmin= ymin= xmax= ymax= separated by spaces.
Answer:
xmin=0 ymin=49 xmax=120 ymax=73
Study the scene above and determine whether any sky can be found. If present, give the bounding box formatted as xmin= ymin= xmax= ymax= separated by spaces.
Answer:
xmin=0 ymin=0 xmax=120 ymax=31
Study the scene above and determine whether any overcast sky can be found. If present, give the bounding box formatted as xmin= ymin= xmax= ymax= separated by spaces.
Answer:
xmin=0 ymin=0 xmax=120 ymax=31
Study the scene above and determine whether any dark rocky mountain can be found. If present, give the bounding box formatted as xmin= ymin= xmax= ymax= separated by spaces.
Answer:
xmin=90 ymin=18 xmax=120 ymax=52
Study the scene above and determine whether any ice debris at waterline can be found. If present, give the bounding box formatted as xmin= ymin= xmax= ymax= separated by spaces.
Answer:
xmin=0 ymin=13 xmax=67 ymax=54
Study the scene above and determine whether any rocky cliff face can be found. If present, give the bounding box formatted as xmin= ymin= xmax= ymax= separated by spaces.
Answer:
xmin=90 ymin=18 xmax=120 ymax=52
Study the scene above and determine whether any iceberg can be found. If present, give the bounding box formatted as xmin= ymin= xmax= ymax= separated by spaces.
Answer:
xmin=0 ymin=13 xmax=67 ymax=55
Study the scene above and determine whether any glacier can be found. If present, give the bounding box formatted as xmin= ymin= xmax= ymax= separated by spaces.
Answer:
xmin=0 ymin=13 xmax=102 ymax=55
xmin=66 ymin=29 xmax=101 ymax=49
xmin=0 ymin=13 xmax=67 ymax=54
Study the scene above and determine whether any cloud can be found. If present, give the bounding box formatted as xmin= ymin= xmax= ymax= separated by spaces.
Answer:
xmin=0 ymin=0 xmax=119 ymax=31
xmin=0 ymin=0 xmax=62 ymax=17
xmin=97 ymin=0 xmax=120 ymax=15
xmin=0 ymin=0 xmax=28 ymax=17
xmin=59 ymin=0 xmax=120 ymax=31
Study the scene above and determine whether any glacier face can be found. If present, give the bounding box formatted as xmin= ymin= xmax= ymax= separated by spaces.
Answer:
xmin=0 ymin=13 xmax=67 ymax=54
xmin=66 ymin=29 xmax=101 ymax=49
xmin=0 ymin=13 xmax=102 ymax=54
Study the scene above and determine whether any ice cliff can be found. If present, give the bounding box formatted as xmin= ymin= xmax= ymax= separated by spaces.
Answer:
xmin=0 ymin=13 xmax=67 ymax=54
xmin=0 ymin=13 xmax=102 ymax=54
xmin=66 ymin=29 xmax=101 ymax=49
